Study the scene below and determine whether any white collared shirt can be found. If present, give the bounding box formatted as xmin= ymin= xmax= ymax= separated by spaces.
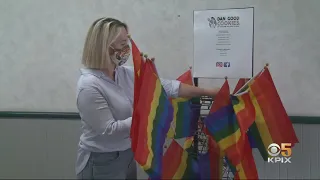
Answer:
xmin=75 ymin=65 xmax=181 ymax=174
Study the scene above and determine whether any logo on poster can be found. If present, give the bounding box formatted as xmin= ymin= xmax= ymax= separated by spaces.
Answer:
xmin=208 ymin=16 xmax=240 ymax=28
xmin=216 ymin=62 xmax=223 ymax=67
xmin=208 ymin=17 xmax=217 ymax=28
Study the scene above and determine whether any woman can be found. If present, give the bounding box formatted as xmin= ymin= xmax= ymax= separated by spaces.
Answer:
xmin=76 ymin=17 xmax=220 ymax=179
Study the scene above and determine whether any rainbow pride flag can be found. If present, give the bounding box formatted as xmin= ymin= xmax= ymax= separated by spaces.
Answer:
xmin=198 ymin=136 xmax=224 ymax=179
xmin=167 ymin=69 xmax=199 ymax=139
xmin=162 ymin=140 xmax=200 ymax=179
xmin=231 ymin=92 xmax=256 ymax=136
xmin=204 ymin=101 xmax=258 ymax=179
xmin=130 ymin=38 xmax=145 ymax=153
xmin=204 ymin=104 xmax=245 ymax=165
xmin=233 ymin=78 xmax=257 ymax=148
xmin=224 ymin=135 xmax=258 ymax=179
xmin=202 ymin=79 xmax=230 ymax=179
xmin=233 ymin=78 xmax=249 ymax=94
xmin=240 ymin=67 xmax=298 ymax=160
xmin=167 ymin=97 xmax=193 ymax=138
xmin=134 ymin=59 xmax=173 ymax=178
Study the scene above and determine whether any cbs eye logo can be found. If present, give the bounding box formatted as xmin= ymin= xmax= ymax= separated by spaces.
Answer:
xmin=268 ymin=143 xmax=292 ymax=157
xmin=268 ymin=143 xmax=281 ymax=156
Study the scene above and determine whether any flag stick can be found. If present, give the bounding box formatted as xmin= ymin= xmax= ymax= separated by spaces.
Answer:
xmin=234 ymin=64 xmax=268 ymax=95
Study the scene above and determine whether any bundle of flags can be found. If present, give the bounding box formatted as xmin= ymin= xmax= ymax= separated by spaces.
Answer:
xmin=133 ymin=57 xmax=174 ymax=178
xmin=130 ymin=38 xmax=172 ymax=178
xmin=129 ymin=35 xmax=298 ymax=179
xmin=237 ymin=67 xmax=299 ymax=160
xmin=129 ymin=37 xmax=200 ymax=178
xmin=203 ymin=66 xmax=299 ymax=179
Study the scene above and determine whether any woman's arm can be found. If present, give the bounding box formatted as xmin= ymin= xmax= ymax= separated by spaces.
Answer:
xmin=77 ymin=87 xmax=131 ymax=136
xmin=160 ymin=78 xmax=220 ymax=99
xmin=178 ymin=83 xmax=220 ymax=99
xmin=123 ymin=65 xmax=219 ymax=99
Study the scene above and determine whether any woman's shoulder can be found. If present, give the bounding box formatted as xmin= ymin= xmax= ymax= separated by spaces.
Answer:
xmin=77 ymin=68 xmax=102 ymax=90
xmin=119 ymin=65 xmax=134 ymax=73
xmin=117 ymin=65 xmax=134 ymax=78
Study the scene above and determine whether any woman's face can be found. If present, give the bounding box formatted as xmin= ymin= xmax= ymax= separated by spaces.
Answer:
xmin=109 ymin=27 xmax=130 ymax=66
xmin=110 ymin=27 xmax=129 ymax=52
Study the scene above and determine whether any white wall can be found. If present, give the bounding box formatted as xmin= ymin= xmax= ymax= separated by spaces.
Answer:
xmin=0 ymin=0 xmax=320 ymax=115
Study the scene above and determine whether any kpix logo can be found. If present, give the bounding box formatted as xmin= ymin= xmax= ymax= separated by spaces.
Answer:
xmin=267 ymin=143 xmax=292 ymax=163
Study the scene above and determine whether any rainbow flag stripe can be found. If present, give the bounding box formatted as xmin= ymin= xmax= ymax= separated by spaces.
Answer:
xmin=167 ymin=98 xmax=194 ymax=138
xmin=166 ymin=69 xmax=199 ymax=139
xmin=204 ymin=105 xmax=240 ymax=146
xmin=231 ymin=92 xmax=256 ymax=136
xmin=198 ymin=137 xmax=224 ymax=179
xmin=204 ymin=104 xmax=246 ymax=166
xmin=225 ymin=135 xmax=258 ymax=179
xmin=172 ymin=150 xmax=189 ymax=179
xmin=247 ymin=86 xmax=274 ymax=160
xmin=135 ymin=60 xmax=173 ymax=178
xmin=162 ymin=140 xmax=199 ymax=179
xmin=130 ymin=38 xmax=145 ymax=153
xmin=183 ymin=136 xmax=194 ymax=150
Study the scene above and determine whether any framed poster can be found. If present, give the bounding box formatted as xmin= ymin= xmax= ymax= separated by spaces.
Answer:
xmin=193 ymin=7 xmax=254 ymax=78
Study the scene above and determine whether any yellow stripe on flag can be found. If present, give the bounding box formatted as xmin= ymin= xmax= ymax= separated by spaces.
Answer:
xmin=236 ymin=163 xmax=246 ymax=179
xmin=217 ymin=128 xmax=242 ymax=151
xmin=167 ymin=100 xmax=178 ymax=138
xmin=248 ymin=87 xmax=273 ymax=152
xmin=167 ymin=97 xmax=190 ymax=138
xmin=233 ymin=95 xmax=246 ymax=113
xmin=172 ymin=150 xmax=188 ymax=179
xmin=183 ymin=137 xmax=193 ymax=149
xmin=142 ymin=79 xmax=162 ymax=170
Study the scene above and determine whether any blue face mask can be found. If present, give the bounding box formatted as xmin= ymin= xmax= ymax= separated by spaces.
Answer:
xmin=110 ymin=45 xmax=131 ymax=66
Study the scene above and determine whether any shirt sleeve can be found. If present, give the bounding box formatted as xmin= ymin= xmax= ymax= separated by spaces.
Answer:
xmin=160 ymin=78 xmax=181 ymax=98
xmin=123 ymin=66 xmax=181 ymax=98
xmin=77 ymin=87 xmax=132 ymax=136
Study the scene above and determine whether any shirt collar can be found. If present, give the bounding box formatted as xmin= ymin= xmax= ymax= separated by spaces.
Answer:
xmin=80 ymin=68 xmax=120 ymax=84
xmin=80 ymin=68 xmax=104 ymax=78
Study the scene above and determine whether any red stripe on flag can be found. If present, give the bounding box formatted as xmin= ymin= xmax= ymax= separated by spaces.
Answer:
xmin=233 ymin=78 xmax=249 ymax=94
xmin=162 ymin=140 xmax=184 ymax=179
xmin=235 ymin=93 xmax=256 ymax=132
xmin=134 ymin=61 xmax=157 ymax=166
xmin=177 ymin=69 xmax=193 ymax=85
xmin=130 ymin=38 xmax=143 ymax=153
xmin=234 ymin=135 xmax=258 ymax=179
xmin=208 ymin=137 xmax=223 ymax=179
xmin=251 ymin=68 xmax=298 ymax=145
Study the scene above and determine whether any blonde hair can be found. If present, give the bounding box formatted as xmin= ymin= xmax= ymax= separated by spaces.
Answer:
xmin=82 ymin=17 xmax=128 ymax=69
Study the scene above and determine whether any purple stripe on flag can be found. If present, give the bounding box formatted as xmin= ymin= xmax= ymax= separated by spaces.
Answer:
xmin=247 ymin=130 xmax=257 ymax=148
